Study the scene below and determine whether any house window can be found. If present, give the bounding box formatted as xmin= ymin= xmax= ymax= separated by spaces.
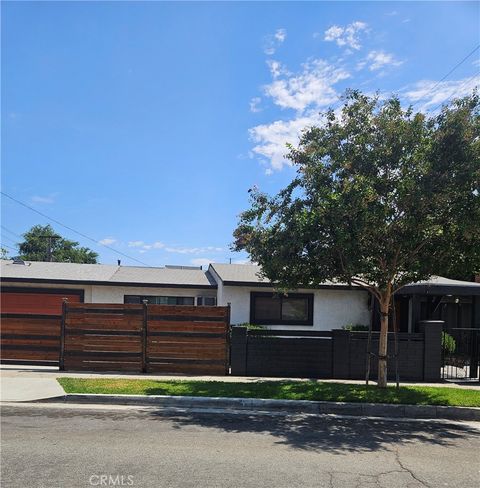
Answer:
xmin=197 ymin=296 xmax=217 ymax=306
xmin=250 ymin=292 xmax=313 ymax=325
xmin=124 ymin=295 xmax=195 ymax=305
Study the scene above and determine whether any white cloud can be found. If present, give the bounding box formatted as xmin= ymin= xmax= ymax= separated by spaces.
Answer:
xmin=165 ymin=246 xmax=224 ymax=254
xmin=263 ymin=59 xmax=350 ymax=112
xmin=249 ymin=113 xmax=322 ymax=172
xmin=141 ymin=241 xmax=164 ymax=250
xmin=98 ymin=237 xmax=116 ymax=245
xmin=263 ymin=28 xmax=287 ymax=55
xmin=249 ymin=97 xmax=262 ymax=113
xmin=249 ymin=57 xmax=350 ymax=172
xmin=324 ymin=21 xmax=369 ymax=50
xmin=361 ymin=50 xmax=403 ymax=71
xmin=190 ymin=258 xmax=216 ymax=267
xmin=403 ymin=75 xmax=480 ymax=111
xmin=266 ymin=59 xmax=285 ymax=78
xmin=31 ymin=195 xmax=55 ymax=204
xmin=232 ymin=258 xmax=251 ymax=265
xmin=128 ymin=241 xmax=145 ymax=247
xmin=385 ymin=10 xmax=398 ymax=16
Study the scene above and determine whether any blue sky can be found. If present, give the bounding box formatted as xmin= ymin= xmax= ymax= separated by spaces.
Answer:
xmin=2 ymin=1 xmax=479 ymax=267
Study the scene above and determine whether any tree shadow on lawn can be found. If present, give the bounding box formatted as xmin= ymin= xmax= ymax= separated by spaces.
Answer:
xmin=141 ymin=380 xmax=479 ymax=406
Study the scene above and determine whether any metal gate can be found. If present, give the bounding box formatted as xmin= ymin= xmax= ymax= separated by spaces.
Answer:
xmin=442 ymin=327 xmax=479 ymax=380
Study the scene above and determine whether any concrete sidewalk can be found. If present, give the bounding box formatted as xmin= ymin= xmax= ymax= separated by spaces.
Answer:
xmin=1 ymin=376 xmax=65 ymax=402
xmin=1 ymin=364 xmax=479 ymax=390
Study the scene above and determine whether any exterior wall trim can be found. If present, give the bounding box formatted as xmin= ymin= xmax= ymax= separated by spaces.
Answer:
xmin=1 ymin=278 xmax=217 ymax=290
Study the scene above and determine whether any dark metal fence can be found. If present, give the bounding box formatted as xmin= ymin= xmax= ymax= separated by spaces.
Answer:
xmin=442 ymin=328 xmax=479 ymax=380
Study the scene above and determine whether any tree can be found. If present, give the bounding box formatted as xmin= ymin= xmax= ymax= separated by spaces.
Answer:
xmin=0 ymin=247 xmax=9 ymax=259
xmin=18 ymin=224 xmax=98 ymax=264
xmin=233 ymin=91 xmax=480 ymax=388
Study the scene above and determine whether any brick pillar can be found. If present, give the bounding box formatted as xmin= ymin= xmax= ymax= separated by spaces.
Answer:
xmin=230 ymin=327 xmax=248 ymax=376
xmin=419 ymin=320 xmax=444 ymax=381
xmin=332 ymin=329 xmax=350 ymax=379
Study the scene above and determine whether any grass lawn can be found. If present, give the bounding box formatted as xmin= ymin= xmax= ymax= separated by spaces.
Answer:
xmin=57 ymin=378 xmax=480 ymax=407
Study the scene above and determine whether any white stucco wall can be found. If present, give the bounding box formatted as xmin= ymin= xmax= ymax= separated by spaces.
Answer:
xmin=90 ymin=285 xmax=217 ymax=304
xmin=219 ymin=285 xmax=370 ymax=331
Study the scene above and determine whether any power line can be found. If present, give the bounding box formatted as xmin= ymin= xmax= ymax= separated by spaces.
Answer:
xmin=1 ymin=225 xmax=22 ymax=239
xmin=0 ymin=234 xmax=18 ymax=246
xmin=1 ymin=191 xmax=151 ymax=267
xmin=412 ymin=44 xmax=480 ymax=112
xmin=429 ymin=74 xmax=478 ymax=113
xmin=426 ymin=44 xmax=479 ymax=97
xmin=1 ymin=243 xmax=18 ymax=253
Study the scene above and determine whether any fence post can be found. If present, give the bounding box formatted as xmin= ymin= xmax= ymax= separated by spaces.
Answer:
xmin=59 ymin=298 xmax=68 ymax=371
xmin=230 ymin=326 xmax=248 ymax=376
xmin=226 ymin=303 xmax=231 ymax=375
xmin=419 ymin=320 xmax=443 ymax=381
xmin=332 ymin=329 xmax=350 ymax=379
xmin=142 ymin=300 xmax=148 ymax=373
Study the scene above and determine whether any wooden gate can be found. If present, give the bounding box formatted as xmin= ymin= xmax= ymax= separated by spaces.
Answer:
xmin=63 ymin=303 xmax=144 ymax=372
xmin=147 ymin=305 xmax=229 ymax=375
xmin=62 ymin=302 xmax=230 ymax=374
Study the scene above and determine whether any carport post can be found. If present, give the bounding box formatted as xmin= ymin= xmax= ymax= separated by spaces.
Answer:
xmin=59 ymin=298 xmax=68 ymax=371
xmin=142 ymin=300 xmax=148 ymax=373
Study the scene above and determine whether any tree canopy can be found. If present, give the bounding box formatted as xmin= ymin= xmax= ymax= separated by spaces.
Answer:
xmin=18 ymin=224 xmax=98 ymax=264
xmin=233 ymin=90 xmax=480 ymax=387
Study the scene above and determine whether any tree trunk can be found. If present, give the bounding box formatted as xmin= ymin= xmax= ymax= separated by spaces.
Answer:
xmin=377 ymin=292 xmax=391 ymax=388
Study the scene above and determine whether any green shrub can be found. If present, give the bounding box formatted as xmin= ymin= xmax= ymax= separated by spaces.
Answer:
xmin=342 ymin=323 xmax=369 ymax=331
xmin=442 ymin=332 xmax=456 ymax=355
xmin=233 ymin=323 xmax=265 ymax=330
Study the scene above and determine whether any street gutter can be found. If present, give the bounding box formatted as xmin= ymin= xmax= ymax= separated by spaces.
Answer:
xmin=39 ymin=393 xmax=480 ymax=421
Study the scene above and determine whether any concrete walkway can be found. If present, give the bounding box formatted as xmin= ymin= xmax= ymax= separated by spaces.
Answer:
xmin=1 ymin=375 xmax=65 ymax=402
xmin=1 ymin=364 xmax=479 ymax=400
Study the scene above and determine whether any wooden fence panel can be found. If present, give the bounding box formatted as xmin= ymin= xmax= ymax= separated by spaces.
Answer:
xmin=0 ymin=314 xmax=61 ymax=365
xmin=147 ymin=305 xmax=229 ymax=375
xmin=63 ymin=304 xmax=143 ymax=372
xmin=62 ymin=303 xmax=230 ymax=374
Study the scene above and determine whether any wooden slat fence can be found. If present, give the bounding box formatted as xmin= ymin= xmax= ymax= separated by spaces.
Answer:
xmin=63 ymin=303 xmax=144 ymax=372
xmin=62 ymin=303 xmax=230 ymax=374
xmin=0 ymin=313 xmax=61 ymax=365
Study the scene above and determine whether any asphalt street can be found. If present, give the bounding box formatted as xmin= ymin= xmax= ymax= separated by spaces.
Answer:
xmin=1 ymin=403 xmax=479 ymax=488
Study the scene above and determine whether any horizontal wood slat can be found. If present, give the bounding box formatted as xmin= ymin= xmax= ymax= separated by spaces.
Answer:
xmin=0 ymin=316 xmax=61 ymax=365
xmin=61 ymin=303 xmax=229 ymax=374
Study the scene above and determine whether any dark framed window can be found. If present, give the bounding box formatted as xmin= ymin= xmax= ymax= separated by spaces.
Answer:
xmin=124 ymin=295 xmax=194 ymax=305
xmin=250 ymin=292 xmax=313 ymax=326
xmin=197 ymin=296 xmax=217 ymax=306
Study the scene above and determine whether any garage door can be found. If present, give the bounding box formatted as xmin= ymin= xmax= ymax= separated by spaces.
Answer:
xmin=1 ymin=289 xmax=83 ymax=315
xmin=1 ymin=288 xmax=84 ymax=365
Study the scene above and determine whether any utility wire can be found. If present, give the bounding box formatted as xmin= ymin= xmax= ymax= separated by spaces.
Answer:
xmin=412 ymin=44 xmax=480 ymax=112
xmin=1 ymin=191 xmax=151 ymax=267
xmin=1 ymin=243 xmax=18 ymax=252
xmin=426 ymin=44 xmax=479 ymax=98
xmin=0 ymin=234 xmax=18 ymax=246
xmin=1 ymin=225 xmax=23 ymax=239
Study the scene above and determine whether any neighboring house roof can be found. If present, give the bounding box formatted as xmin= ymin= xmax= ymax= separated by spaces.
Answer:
xmin=400 ymin=276 xmax=480 ymax=295
xmin=209 ymin=263 xmax=356 ymax=289
xmin=0 ymin=260 xmax=216 ymax=289
xmin=209 ymin=263 xmax=480 ymax=295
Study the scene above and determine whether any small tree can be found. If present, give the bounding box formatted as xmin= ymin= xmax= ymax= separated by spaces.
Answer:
xmin=19 ymin=224 xmax=98 ymax=264
xmin=233 ymin=91 xmax=480 ymax=387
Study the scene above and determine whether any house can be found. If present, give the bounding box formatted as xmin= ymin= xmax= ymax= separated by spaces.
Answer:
xmin=1 ymin=259 xmax=479 ymax=332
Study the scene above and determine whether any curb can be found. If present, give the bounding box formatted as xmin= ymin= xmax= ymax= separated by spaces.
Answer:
xmin=49 ymin=394 xmax=480 ymax=421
